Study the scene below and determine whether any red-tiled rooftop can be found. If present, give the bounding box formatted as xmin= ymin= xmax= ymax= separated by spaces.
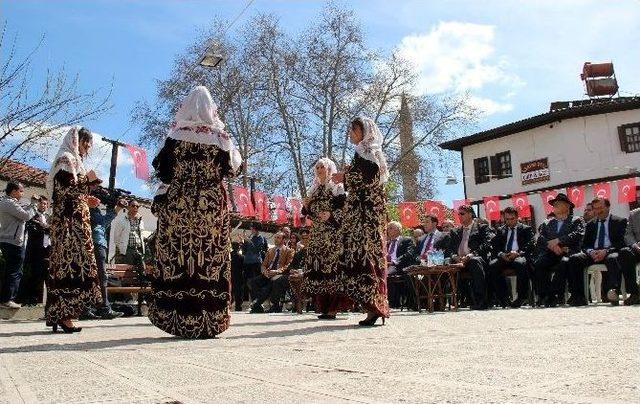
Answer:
xmin=0 ymin=158 xmax=48 ymax=187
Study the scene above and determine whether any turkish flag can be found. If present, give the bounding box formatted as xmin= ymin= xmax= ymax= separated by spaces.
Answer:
xmin=398 ymin=202 xmax=419 ymax=228
xmin=483 ymin=196 xmax=501 ymax=221
xmin=253 ymin=191 xmax=270 ymax=221
xmin=273 ymin=196 xmax=288 ymax=224
xmin=593 ymin=182 xmax=611 ymax=200
xmin=232 ymin=186 xmax=255 ymax=216
xmin=452 ymin=199 xmax=471 ymax=225
xmin=617 ymin=177 xmax=638 ymax=203
xmin=511 ymin=193 xmax=531 ymax=218
xmin=125 ymin=144 xmax=150 ymax=180
xmin=567 ymin=186 xmax=585 ymax=208
xmin=290 ymin=198 xmax=303 ymax=227
xmin=423 ymin=200 xmax=445 ymax=224
xmin=540 ymin=190 xmax=558 ymax=215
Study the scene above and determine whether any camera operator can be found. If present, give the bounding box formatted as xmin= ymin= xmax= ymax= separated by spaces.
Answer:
xmin=85 ymin=190 xmax=127 ymax=319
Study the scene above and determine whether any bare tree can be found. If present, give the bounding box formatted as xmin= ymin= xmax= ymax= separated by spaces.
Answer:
xmin=0 ymin=24 xmax=111 ymax=167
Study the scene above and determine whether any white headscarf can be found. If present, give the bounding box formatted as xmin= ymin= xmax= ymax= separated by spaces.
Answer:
xmin=167 ymin=86 xmax=242 ymax=172
xmin=46 ymin=126 xmax=88 ymax=198
xmin=353 ymin=117 xmax=389 ymax=184
xmin=308 ymin=157 xmax=344 ymax=197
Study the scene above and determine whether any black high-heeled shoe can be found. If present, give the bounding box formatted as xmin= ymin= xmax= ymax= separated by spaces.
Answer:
xmin=358 ymin=316 xmax=385 ymax=326
xmin=52 ymin=322 xmax=82 ymax=333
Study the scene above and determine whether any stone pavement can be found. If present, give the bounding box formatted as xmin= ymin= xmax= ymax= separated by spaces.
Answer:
xmin=0 ymin=305 xmax=638 ymax=404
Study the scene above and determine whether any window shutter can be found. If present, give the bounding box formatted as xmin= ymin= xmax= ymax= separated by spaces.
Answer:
xmin=618 ymin=126 xmax=629 ymax=153
xmin=474 ymin=158 xmax=481 ymax=184
xmin=490 ymin=155 xmax=499 ymax=179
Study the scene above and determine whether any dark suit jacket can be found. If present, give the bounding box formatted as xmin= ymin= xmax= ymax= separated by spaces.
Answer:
xmin=446 ymin=221 xmax=494 ymax=260
xmin=388 ymin=236 xmax=415 ymax=271
xmin=414 ymin=230 xmax=450 ymax=263
xmin=536 ymin=215 xmax=585 ymax=256
xmin=492 ymin=223 xmax=535 ymax=260
xmin=24 ymin=213 xmax=50 ymax=264
xmin=582 ymin=214 xmax=627 ymax=253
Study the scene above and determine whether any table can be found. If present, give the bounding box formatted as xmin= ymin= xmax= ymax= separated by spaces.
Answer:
xmin=405 ymin=263 xmax=464 ymax=313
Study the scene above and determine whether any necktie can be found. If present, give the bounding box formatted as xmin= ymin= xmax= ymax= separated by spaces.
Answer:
xmin=270 ymin=248 xmax=281 ymax=271
xmin=506 ymin=229 xmax=515 ymax=252
xmin=388 ymin=239 xmax=397 ymax=254
xmin=421 ymin=233 xmax=434 ymax=258
xmin=597 ymin=220 xmax=606 ymax=249
xmin=458 ymin=228 xmax=470 ymax=256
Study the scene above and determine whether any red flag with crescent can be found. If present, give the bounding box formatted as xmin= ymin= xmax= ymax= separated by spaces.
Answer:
xmin=540 ymin=190 xmax=558 ymax=215
xmin=452 ymin=199 xmax=471 ymax=225
xmin=566 ymin=186 xmax=585 ymax=208
xmin=125 ymin=144 xmax=150 ymax=180
xmin=398 ymin=202 xmax=419 ymax=227
xmin=593 ymin=182 xmax=611 ymax=200
xmin=483 ymin=196 xmax=501 ymax=221
xmin=232 ymin=186 xmax=255 ymax=217
xmin=290 ymin=198 xmax=303 ymax=227
xmin=617 ymin=177 xmax=637 ymax=203
xmin=511 ymin=193 xmax=531 ymax=218
xmin=423 ymin=200 xmax=445 ymax=224
xmin=273 ymin=196 xmax=288 ymax=224
xmin=252 ymin=191 xmax=269 ymax=221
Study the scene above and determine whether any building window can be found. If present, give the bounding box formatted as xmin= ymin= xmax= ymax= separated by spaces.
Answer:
xmin=474 ymin=157 xmax=490 ymax=184
xmin=619 ymin=122 xmax=640 ymax=153
xmin=492 ymin=151 xmax=512 ymax=179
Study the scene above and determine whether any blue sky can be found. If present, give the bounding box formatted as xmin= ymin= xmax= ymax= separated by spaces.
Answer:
xmin=2 ymin=0 xmax=639 ymax=203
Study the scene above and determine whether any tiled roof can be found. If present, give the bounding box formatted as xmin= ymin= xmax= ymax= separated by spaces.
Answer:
xmin=440 ymin=96 xmax=640 ymax=151
xmin=0 ymin=158 xmax=48 ymax=187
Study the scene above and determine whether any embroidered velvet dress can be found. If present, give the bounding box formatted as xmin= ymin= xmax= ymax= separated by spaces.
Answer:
xmin=301 ymin=184 xmax=352 ymax=313
xmin=148 ymin=137 xmax=234 ymax=339
xmin=46 ymin=171 xmax=101 ymax=323
xmin=338 ymin=153 xmax=389 ymax=318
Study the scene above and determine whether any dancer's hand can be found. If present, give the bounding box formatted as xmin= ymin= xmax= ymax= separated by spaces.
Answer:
xmin=331 ymin=172 xmax=344 ymax=184
xmin=87 ymin=195 xmax=101 ymax=208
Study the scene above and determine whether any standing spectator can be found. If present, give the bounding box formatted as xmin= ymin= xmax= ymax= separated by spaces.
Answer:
xmin=533 ymin=193 xmax=585 ymax=307
xmin=109 ymin=200 xmax=145 ymax=266
xmin=0 ymin=181 xmax=35 ymax=308
xmin=241 ymin=223 xmax=268 ymax=300
xmin=20 ymin=195 xmax=51 ymax=305
xmin=568 ymin=197 xmax=627 ymax=306
xmin=618 ymin=208 xmax=640 ymax=305
xmin=281 ymin=226 xmax=292 ymax=246
xmin=88 ymin=196 xmax=126 ymax=318
xmin=487 ymin=207 xmax=535 ymax=308
xmin=230 ymin=239 xmax=244 ymax=311
xmin=446 ymin=205 xmax=494 ymax=310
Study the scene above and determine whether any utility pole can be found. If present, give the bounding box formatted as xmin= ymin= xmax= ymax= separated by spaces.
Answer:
xmin=102 ymin=137 xmax=127 ymax=190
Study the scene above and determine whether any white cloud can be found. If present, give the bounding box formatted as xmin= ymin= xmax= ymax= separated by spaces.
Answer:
xmin=467 ymin=95 xmax=513 ymax=116
xmin=396 ymin=21 xmax=523 ymax=115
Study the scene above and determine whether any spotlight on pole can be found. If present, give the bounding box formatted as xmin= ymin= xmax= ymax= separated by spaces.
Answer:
xmin=199 ymin=41 xmax=224 ymax=68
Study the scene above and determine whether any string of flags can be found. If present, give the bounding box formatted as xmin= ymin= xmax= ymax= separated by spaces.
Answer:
xmin=397 ymin=177 xmax=638 ymax=228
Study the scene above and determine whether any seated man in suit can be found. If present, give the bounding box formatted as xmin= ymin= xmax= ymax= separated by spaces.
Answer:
xmin=386 ymin=221 xmax=416 ymax=308
xmin=533 ymin=193 xmax=585 ymax=307
xmin=487 ymin=207 xmax=535 ymax=308
xmin=618 ymin=207 xmax=640 ymax=305
xmin=446 ymin=205 xmax=494 ymax=310
xmin=568 ymin=197 xmax=628 ymax=306
xmin=248 ymin=232 xmax=294 ymax=313
xmin=415 ymin=214 xmax=450 ymax=264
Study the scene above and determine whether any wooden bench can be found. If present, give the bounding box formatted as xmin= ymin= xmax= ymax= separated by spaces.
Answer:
xmin=106 ymin=263 xmax=153 ymax=316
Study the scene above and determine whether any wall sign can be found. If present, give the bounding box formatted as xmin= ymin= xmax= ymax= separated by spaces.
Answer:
xmin=521 ymin=158 xmax=550 ymax=185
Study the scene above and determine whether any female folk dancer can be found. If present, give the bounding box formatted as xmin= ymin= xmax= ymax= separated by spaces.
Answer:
xmin=45 ymin=127 xmax=102 ymax=333
xmin=332 ymin=117 xmax=390 ymax=326
xmin=301 ymin=157 xmax=351 ymax=319
xmin=149 ymin=86 xmax=242 ymax=339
